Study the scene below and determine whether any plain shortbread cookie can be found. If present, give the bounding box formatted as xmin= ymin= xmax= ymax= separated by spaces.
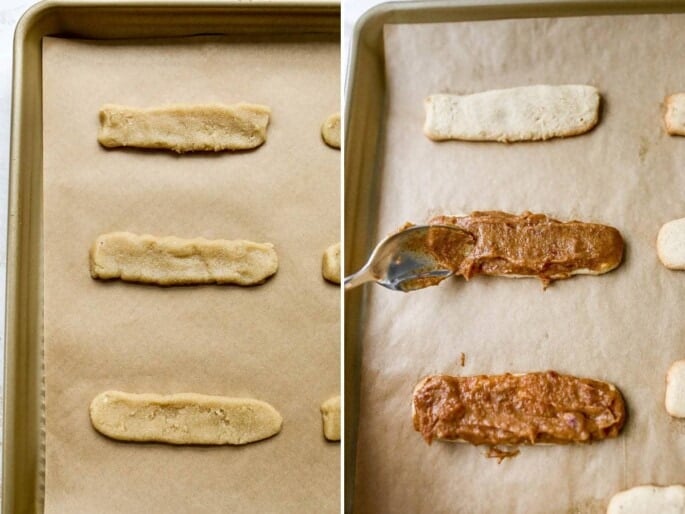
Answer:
xmin=424 ymin=85 xmax=600 ymax=143
xmin=320 ymin=395 xmax=340 ymax=441
xmin=90 ymin=391 xmax=282 ymax=445
xmin=98 ymin=103 xmax=271 ymax=153
xmin=90 ymin=232 xmax=278 ymax=286
xmin=664 ymin=94 xmax=685 ymax=136
xmin=657 ymin=218 xmax=685 ymax=269
xmin=666 ymin=360 xmax=685 ymax=417
xmin=607 ymin=485 xmax=685 ymax=514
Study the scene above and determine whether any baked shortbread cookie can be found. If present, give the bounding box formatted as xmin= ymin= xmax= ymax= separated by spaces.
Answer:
xmin=424 ymin=85 xmax=600 ymax=143
xmin=90 ymin=391 xmax=282 ymax=445
xmin=666 ymin=360 xmax=685 ymax=417
xmin=607 ymin=485 xmax=685 ymax=514
xmin=90 ymin=232 xmax=278 ymax=286
xmin=664 ymin=93 xmax=685 ymax=136
xmin=98 ymin=103 xmax=270 ymax=152
xmin=658 ymin=218 xmax=685 ymax=269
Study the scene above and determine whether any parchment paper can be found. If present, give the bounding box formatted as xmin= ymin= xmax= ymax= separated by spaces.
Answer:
xmin=42 ymin=36 xmax=339 ymax=514
xmin=354 ymin=14 xmax=685 ymax=514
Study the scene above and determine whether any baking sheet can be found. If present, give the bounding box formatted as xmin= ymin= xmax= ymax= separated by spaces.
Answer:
xmin=353 ymin=13 xmax=685 ymax=513
xmin=42 ymin=35 xmax=339 ymax=513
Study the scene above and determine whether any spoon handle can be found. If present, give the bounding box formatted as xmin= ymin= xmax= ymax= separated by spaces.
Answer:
xmin=343 ymin=267 xmax=375 ymax=291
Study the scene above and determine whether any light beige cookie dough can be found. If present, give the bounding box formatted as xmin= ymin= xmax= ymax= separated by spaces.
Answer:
xmin=98 ymin=103 xmax=271 ymax=153
xmin=665 ymin=94 xmax=685 ymax=136
xmin=658 ymin=218 xmax=685 ymax=269
xmin=320 ymin=395 xmax=340 ymax=441
xmin=90 ymin=232 xmax=278 ymax=286
xmin=666 ymin=360 xmax=685 ymax=417
xmin=321 ymin=112 xmax=340 ymax=149
xmin=90 ymin=391 xmax=283 ymax=445
xmin=322 ymin=242 xmax=340 ymax=284
xmin=607 ymin=485 xmax=685 ymax=514
xmin=424 ymin=85 xmax=600 ymax=143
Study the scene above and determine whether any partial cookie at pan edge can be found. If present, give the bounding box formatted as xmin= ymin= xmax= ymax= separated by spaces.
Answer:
xmin=666 ymin=360 xmax=685 ymax=417
xmin=320 ymin=395 xmax=341 ymax=441
xmin=321 ymin=112 xmax=341 ymax=149
xmin=98 ymin=103 xmax=271 ymax=153
xmin=89 ymin=391 xmax=283 ymax=445
xmin=664 ymin=93 xmax=685 ymax=136
xmin=424 ymin=85 xmax=600 ymax=143
xmin=657 ymin=217 xmax=685 ymax=269
xmin=322 ymin=242 xmax=341 ymax=284
xmin=607 ymin=485 xmax=685 ymax=514
xmin=90 ymin=232 xmax=278 ymax=286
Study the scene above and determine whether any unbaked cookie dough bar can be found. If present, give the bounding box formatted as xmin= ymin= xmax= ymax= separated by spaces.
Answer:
xmin=90 ymin=232 xmax=278 ymax=286
xmin=322 ymin=242 xmax=341 ymax=284
xmin=321 ymin=112 xmax=340 ymax=149
xmin=98 ymin=103 xmax=271 ymax=153
xmin=320 ymin=395 xmax=340 ymax=441
xmin=90 ymin=391 xmax=282 ymax=445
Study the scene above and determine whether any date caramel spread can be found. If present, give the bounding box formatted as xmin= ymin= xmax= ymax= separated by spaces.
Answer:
xmin=412 ymin=372 xmax=625 ymax=446
xmin=426 ymin=211 xmax=624 ymax=285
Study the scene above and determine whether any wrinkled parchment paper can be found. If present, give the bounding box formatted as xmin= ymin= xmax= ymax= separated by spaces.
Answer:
xmin=42 ymin=36 xmax=339 ymax=514
xmin=354 ymin=14 xmax=685 ymax=514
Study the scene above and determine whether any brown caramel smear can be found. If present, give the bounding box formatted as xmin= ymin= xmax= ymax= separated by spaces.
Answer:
xmin=427 ymin=211 xmax=624 ymax=286
xmin=485 ymin=446 xmax=520 ymax=463
xmin=412 ymin=372 xmax=625 ymax=446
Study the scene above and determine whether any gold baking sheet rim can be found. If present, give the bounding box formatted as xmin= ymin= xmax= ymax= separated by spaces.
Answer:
xmin=6 ymin=2 xmax=340 ymax=513
xmin=345 ymin=1 xmax=685 ymax=512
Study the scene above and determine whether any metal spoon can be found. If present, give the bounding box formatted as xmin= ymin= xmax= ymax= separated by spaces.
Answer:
xmin=344 ymin=225 xmax=474 ymax=292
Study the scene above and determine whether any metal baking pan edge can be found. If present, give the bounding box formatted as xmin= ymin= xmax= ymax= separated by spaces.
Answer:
xmin=5 ymin=2 xmax=339 ymax=512
xmin=343 ymin=1 xmax=685 ymax=512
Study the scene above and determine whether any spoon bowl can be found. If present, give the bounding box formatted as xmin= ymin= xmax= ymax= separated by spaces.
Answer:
xmin=344 ymin=225 xmax=474 ymax=292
